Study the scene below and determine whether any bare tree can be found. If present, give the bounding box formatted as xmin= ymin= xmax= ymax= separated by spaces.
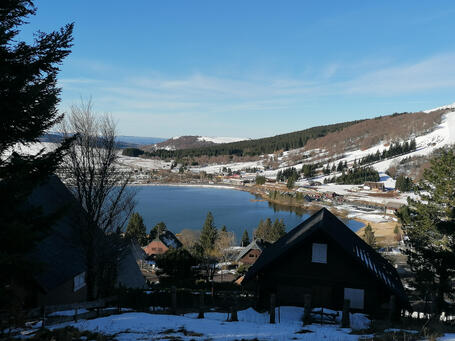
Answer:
xmin=213 ymin=230 xmax=235 ymax=281
xmin=60 ymin=100 xmax=136 ymax=299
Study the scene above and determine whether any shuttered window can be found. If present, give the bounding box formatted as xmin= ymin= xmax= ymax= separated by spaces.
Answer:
xmin=312 ymin=243 xmax=327 ymax=263
xmin=344 ymin=288 xmax=364 ymax=309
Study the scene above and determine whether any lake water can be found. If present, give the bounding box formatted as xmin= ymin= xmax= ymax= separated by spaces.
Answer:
xmin=133 ymin=185 xmax=364 ymax=243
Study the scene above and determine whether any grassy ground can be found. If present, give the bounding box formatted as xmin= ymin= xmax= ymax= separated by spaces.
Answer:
xmin=355 ymin=219 xmax=400 ymax=247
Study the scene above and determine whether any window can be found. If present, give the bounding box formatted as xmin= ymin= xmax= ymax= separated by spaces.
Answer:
xmin=249 ymin=253 xmax=255 ymax=258
xmin=344 ymin=288 xmax=364 ymax=309
xmin=73 ymin=272 xmax=86 ymax=292
xmin=312 ymin=243 xmax=327 ymax=263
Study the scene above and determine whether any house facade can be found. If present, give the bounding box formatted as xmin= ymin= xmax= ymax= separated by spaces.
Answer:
xmin=21 ymin=176 xmax=89 ymax=307
xmin=243 ymin=208 xmax=408 ymax=317
xmin=236 ymin=239 xmax=270 ymax=265
xmin=18 ymin=176 xmax=146 ymax=308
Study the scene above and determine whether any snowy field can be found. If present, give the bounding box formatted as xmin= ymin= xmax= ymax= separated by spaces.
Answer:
xmin=35 ymin=307 xmax=455 ymax=341
xmin=44 ymin=307 xmax=371 ymax=341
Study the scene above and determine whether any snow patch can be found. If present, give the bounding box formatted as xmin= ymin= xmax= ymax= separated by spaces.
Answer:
xmin=423 ymin=102 xmax=455 ymax=113
xmin=198 ymin=136 xmax=247 ymax=144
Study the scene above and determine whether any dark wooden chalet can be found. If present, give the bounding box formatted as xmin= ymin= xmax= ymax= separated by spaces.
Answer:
xmin=243 ymin=208 xmax=408 ymax=317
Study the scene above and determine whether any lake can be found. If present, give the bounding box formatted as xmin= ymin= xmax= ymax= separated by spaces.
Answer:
xmin=133 ymin=185 xmax=364 ymax=242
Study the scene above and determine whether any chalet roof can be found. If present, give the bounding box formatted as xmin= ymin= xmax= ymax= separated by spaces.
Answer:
xmin=157 ymin=230 xmax=182 ymax=249
xmin=26 ymin=176 xmax=87 ymax=293
xmin=243 ymin=208 xmax=408 ymax=305
xmin=116 ymin=239 xmax=147 ymax=289
xmin=235 ymin=239 xmax=270 ymax=262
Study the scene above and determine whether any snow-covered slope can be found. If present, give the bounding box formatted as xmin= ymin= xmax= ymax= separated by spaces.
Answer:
xmin=197 ymin=136 xmax=246 ymax=144
xmin=147 ymin=135 xmax=248 ymax=151
xmin=424 ymin=102 xmax=455 ymax=113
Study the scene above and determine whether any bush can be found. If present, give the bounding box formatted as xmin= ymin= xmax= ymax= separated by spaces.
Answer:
xmin=155 ymin=248 xmax=198 ymax=280
xmin=122 ymin=148 xmax=144 ymax=157
xmin=255 ymin=175 xmax=266 ymax=185
xmin=395 ymin=174 xmax=413 ymax=192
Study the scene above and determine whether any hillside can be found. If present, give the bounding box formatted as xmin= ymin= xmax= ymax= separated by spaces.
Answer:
xmin=304 ymin=109 xmax=447 ymax=157
xmin=144 ymin=120 xmax=364 ymax=158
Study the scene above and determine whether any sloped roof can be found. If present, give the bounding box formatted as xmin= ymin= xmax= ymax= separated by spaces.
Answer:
xmin=116 ymin=239 xmax=147 ymax=289
xmin=243 ymin=208 xmax=408 ymax=305
xmin=158 ymin=230 xmax=182 ymax=249
xmin=26 ymin=176 xmax=87 ymax=293
xmin=235 ymin=239 xmax=270 ymax=262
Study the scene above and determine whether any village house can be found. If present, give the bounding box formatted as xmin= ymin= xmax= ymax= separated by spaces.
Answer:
xmin=363 ymin=181 xmax=385 ymax=191
xmin=236 ymin=239 xmax=271 ymax=265
xmin=385 ymin=201 xmax=404 ymax=215
xmin=242 ymin=208 xmax=408 ymax=317
xmin=143 ymin=230 xmax=182 ymax=258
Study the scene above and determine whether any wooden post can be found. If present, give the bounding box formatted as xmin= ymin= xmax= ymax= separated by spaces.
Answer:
xmin=171 ymin=286 xmax=177 ymax=315
xmin=341 ymin=299 xmax=350 ymax=328
xmin=230 ymin=305 xmax=238 ymax=322
xmin=197 ymin=291 xmax=204 ymax=319
xmin=229 ymin=294 xmax=239 ymax=322
xmin=269 ymin=293 xmax=276 ymax=324
xmin=74 ymin=307 xmax=78 ymax=322
xmin=41 ymin=306 xmax=46 ymax=329
xmin=388 ymin=295 xmax=397 ymax=322
xmin=303 ymin=294 xmax=311 ymax=325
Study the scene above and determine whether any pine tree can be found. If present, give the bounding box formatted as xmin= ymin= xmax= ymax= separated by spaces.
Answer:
xmin=221 ymin=225 xmax=227 ymax=232
xmin=200 ymin=212 xmax=218 ymax=254
xmin=286 ymin=175 xmax=296 ymax=189
xmin=271 ymin=219 xmax=286 ymax=241
xmin=0 ymin=1 xmax=73 ymax=312
xmin=125 ymin=213 xmax=148 ymax=246
xmin=397 ymin=149 xmax=455 ymax=313
xmin=363 ymin=224 xmax=376 ymax=248
xmin=395 ymin=174 xmax=413 ymax=192
xmin=149 ymin=221 xmax=167 ymax=240
xmin=241 ymin=229 xmax=250 ymax=246
xmin=254 ymin=218 xmax=284 ymax=243
xmin=254 ymin=218 xmax=272 ymax=241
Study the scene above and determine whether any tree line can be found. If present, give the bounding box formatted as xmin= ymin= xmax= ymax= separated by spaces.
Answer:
xmin=357 ymin=139 xmax=417 ymax=166
xmin=324 ymin=167 xmax=380 ymax=184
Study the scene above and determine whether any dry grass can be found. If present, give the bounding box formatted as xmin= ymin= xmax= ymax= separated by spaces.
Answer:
xmin=356 ymin=220 xmax=399 ymax=246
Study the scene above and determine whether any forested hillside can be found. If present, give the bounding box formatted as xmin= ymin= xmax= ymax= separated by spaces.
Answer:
xmin=144 ymin=119 xmax=364 ymax=158
xmin=305 ymin=109 xmax=446 ymax=155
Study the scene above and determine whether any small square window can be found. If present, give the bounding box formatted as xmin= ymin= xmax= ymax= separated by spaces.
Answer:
xmin=73 ymin=272 xmax=86 ymax=292
xmin=312 ymin=243 xmax=327 ymax=263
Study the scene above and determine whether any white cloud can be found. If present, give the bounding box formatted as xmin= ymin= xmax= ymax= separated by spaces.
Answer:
xmin=342 ymin=53 xmax=455 ymax=95
xmin=58 ymin=53 xmax=455 ymax=136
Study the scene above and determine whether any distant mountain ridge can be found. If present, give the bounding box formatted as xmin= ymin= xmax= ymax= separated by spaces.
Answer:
xmin=144 ymin=135 xmax=247 ymax=151
xmin=142 ymin=104 xmax=454 ymax=160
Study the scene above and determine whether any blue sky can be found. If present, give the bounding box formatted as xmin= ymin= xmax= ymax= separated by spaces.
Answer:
xmin=21 ymin=1 xmax=455 ymax=138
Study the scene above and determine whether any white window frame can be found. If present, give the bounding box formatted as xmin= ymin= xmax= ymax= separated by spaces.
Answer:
xmin=344 ymin=288 xmax=364 ymax=309
xmin=311 ymin=243 xmax=327 ymax=264
xmin=73 ymin=272 xmax=86 ymax=292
